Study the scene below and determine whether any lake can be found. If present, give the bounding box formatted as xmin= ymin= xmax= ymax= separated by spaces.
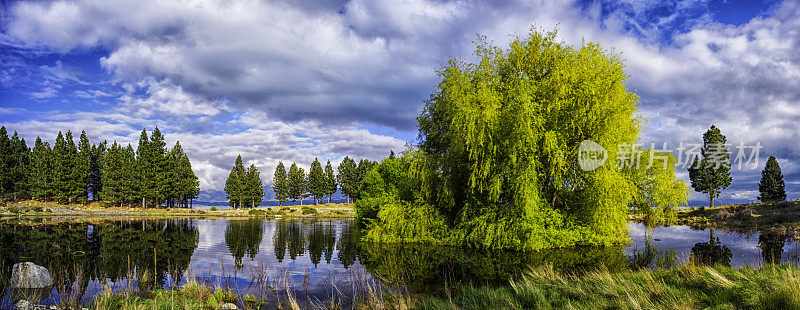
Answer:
xmin=1 ymin=219 xmax=798 ymax=308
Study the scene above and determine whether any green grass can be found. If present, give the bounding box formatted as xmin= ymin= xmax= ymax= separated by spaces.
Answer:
xmin=301 ymin=206 xmax=318 ymax=215
xmin=85 ymin=263 xmax=800 ymax=309
xmin=92 ymin=282 xmax=239 ymax=310
xmin=415 ymin=263 xmax=800 ymax=309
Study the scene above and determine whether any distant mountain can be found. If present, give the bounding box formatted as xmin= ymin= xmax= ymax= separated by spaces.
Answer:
xmin=196 ymin=186 xmax=345 ymax=203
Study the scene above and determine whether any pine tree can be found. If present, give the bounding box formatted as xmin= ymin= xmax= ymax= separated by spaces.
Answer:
xmin=180 ymin=154 xmax=200 ymax=208
xmin=688 ymin=125 xmax=733 ymax=210
xmin=64 ymin=130 xmax=83 ymax=203
xmin=101 ymin=142 xmax=125 ymax=206
xmin=88 ymin=141 xmax=106 ymax=200
xmin=758 ymin=155 xmax=786 ymax=203
xmin=150 ymin=127 xmax=169 ymax=207
xmin=0 ymin=126 xmax=10 ymax=198
xmin=29 ymin=137 xmax=53 ymax=200
xmin=9 ymin=131 xmax=29 ymax=200
xmin=52 ymin=132 xmax=70 ymax=203
xmin=307 ymin=158 xmax=325 ymax=204
xmin=166 ymin=142 xmax=182 ymax=207
xmin=245 ymin=164 xmax=264 ymax=208
xmin=272 ymin=161 xmax=289 ymax=206
xmin=225 ymin=155 xmax=247 ymax=208
xmin=324 ymin=160 xmax=337 ymax=204
xmin=75 ymin=130 xmax=92 ymax=202
xmin=122 ymin=144 xmax=138 ymax=205
xmin=337 ymin=156 xmax=358 ymax=204
xmin=136 ymin=129 xmax=153 ymax=208
xmin=288 ymin=163 xmax=307 ymax=205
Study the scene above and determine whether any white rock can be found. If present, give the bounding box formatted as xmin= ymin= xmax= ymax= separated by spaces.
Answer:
xmin=220 ymin=303 xmax=238 ymax=310
xmin=10 ymin=262 xmax=53 ymax=289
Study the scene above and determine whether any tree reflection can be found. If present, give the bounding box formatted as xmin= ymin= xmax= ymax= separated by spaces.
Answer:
xmin=307 ymin=222 xmax=335 ymax=267
xmin=0 ymin=219 xmax=199 ymax=302
xmin=336 ymin=222 xmax=359 ymax=269
xmin=690 ymin=229 xmax=732 ymax=266
xmin=224 ymin=219 xmax=264 ymax=268
xmin=627 ymin=229 xmax=677 ymax=270
xmin=758 ymin=231 xmax=786 ymax=264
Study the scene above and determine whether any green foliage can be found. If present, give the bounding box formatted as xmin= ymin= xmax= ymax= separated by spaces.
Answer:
xmin=324 ymin=160 xmax=337 ymax=203
xmin=288 ymin=163 xmax=308 ymax=204
xmin=29 ymin=136 xmax=52 ymax=200
xmin=758 ymin=155 xmax=786 ymax=203
xmin=272 ymin=161 xmax=289 ymax=206
xmin=244 ymin=164 xmax=264 ymax=208
xmin=210 ymin=206 xmax=218 ymax=211
xmin=224 ymin=155 xmax=265 ymax=209
xmin=301 ymin=206 xmax=318 ymax=214
xmin=250 ymin=209 xmax=267 ymax=216
xmin=337 ymin=156 xmax=358 ymax=203
xmin=307 ymin=158 xmax=326 ymax=204
xmin=688 ymin=125 xmax=733 ymax=209
xmin=626 ymin=148 xmax=689 ymax=225
xmin=358 ymin=28 xmax=687 ymax=251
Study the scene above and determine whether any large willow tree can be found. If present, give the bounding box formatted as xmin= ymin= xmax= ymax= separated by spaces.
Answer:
xmin=362 ymin=29 xmax=687 ymax=250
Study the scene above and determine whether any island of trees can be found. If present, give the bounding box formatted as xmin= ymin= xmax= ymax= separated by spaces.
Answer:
xmin=0 ymin=126 xmax=200 ymax=208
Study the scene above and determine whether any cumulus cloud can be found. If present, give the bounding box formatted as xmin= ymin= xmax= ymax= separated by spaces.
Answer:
xmin=4 ymin=0 xmax=800 ymax=201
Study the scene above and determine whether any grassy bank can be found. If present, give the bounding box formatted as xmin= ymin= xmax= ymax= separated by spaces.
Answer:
xmin=416 ymin=263 xmax=800 ymax=309
xmin=673 ymin=200 xmax=800 ymax=233
xmin=82 ymin=264 xmax=800 ymax=309
xmin=0 ymin=200 xmax=355 ymax=220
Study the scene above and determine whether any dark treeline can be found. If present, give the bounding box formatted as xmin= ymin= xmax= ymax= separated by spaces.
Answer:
xmin=0 ymin=126 xmax=199 ymax=208
xmin=270 ymin=156 xmax=377 ymax=207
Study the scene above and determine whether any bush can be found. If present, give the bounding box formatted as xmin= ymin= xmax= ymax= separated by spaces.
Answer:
xmin=210 ymin=206 xmax=218 ymax=211
xmin=302 ymin=206 xmax=318 ymax=215
xmin=248 ymin=209 xmax=264 ymax=215
xmin=7 ymin=206 xmax=20 ymax=213
xmin=32 ymin=206 xmax=43 ymax=212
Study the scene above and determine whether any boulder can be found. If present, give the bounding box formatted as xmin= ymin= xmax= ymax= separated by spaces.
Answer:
xmin=10 ymin=262 xmax=53 ymax=289
xmin=220 ymin=303 xmax=238 ymax=310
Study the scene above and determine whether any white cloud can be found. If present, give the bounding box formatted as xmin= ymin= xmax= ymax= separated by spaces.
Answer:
xmin=5 ymin=0 xmax=800 ymax=201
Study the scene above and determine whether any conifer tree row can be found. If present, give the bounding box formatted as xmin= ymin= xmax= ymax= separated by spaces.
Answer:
xmin=271 ymin=156 xmax=374 ymax=206
xmin=0 ymin=126 xmax=199 ymax=207
xmin=224 ymin=155 xmax=264 ymax=208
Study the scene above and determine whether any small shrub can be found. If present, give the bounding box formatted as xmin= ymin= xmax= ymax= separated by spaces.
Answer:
xmin=302 ymin=206 xmax=318 ymax=215
xmin=248 ymin=209 xmax=264 ymax=215
xmin=210 ymin=206 xmax=218 ymax=211
xmin=32 ymin=206 xmax=43 ymax=212
xmin=7 ymin=206 xmax=20 ymax=213
xmin=280 ymin=206 xmax=291 ymax=212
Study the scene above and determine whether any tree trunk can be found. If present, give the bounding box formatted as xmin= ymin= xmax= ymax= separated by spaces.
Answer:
xmin=142 ymin=197 xmax=146 ymax=209
xmin=710 ymin=193 xmax=715 ymax=209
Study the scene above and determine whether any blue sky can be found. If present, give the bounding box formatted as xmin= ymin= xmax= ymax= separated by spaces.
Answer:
xmin=1 ymin=0 xmax=799 ymax=204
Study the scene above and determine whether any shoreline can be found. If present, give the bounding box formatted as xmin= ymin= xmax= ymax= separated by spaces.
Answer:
xmin=0 ymin=200 xmax=356 ymax=222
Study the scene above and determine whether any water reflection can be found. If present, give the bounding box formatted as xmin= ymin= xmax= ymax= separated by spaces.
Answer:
xmin=2 ymin=219 xmax=800 ymax=307
xmin=225 ymin=219 xmax=263 ymax=268
xmin=690 ymin=229 xmax=733 ymax=266
xmin=627 ymin=230 xmax=678 ymax=270
xmin=0 ymin=219 xmax=199 ymax=305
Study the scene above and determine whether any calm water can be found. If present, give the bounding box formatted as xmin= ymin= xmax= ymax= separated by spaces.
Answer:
xmin=1 ymin=219 xmax=798 ymax=307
